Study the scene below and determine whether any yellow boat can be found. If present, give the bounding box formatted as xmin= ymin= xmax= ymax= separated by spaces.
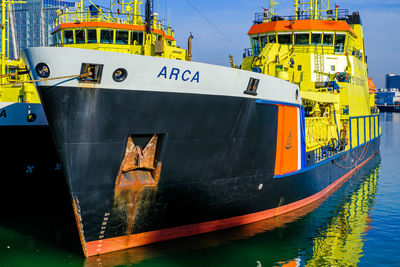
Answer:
xmin=0 ymin=0 xmax=42 ymax=117
xmin=243 ymin=0 xmax=380 ymax=162
xmin=22 ymin=0 xmax=381 ymax=257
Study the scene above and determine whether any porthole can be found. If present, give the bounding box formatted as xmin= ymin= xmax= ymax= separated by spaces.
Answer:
xmin=27 ymin=113 xmax=37 ymax=123
xmin=113 ymin=68 xmax=128 ymax=82
xmin=35 ymin=63 xmax=50 ymax=78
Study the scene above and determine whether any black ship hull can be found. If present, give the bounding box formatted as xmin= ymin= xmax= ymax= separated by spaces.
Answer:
xmin=0 ymin=123 xmax=81 ymax=252
xmin=37 ymin=85 xmax=381 ymax=256
xmin=377 ymin=105 xmax=400 ymax=113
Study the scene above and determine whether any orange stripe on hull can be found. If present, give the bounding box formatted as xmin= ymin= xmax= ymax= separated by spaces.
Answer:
xmin=85 ymin=152 xmax=377 ymax=257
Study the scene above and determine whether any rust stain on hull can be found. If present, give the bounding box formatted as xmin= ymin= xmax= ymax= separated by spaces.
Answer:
xmin=111 ymin=134 xmax=162 ymax=243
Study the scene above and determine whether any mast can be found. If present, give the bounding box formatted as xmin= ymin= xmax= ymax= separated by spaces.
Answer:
xmin=77 ymin=0 xmax=84 ymax=21
xmin=1 ymin=0 xmax=25 ymax=83
xmin=268 ymin=0 xmax=279 ymax=18
xmin=9 ymin=3 xmax=18 ymax=59
xmin=41 ymin=5 xmax=46 ymax=46
xmin=118 ymin=0 xmax=143 ymax=25
xmin=2 ymin=0 xmax=7 ymax=81
xmin=145 ymin=0 xmax=153 ymax=34
xmin=292 ymin=0 xmax=333 ymax=20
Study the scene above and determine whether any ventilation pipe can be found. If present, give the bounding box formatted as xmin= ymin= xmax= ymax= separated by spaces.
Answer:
xmin=187 ymin=33 xmax=193 ymax=61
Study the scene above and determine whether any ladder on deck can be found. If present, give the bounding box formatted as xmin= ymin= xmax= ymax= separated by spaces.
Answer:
xmin=314 ymin=46 xmax=325 ymax=82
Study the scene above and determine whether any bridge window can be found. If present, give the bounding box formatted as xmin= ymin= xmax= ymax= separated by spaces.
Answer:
xmin=260 ymin=36 xmax=268 ymax=48
xmin=252 ymin=37 xmax=261 ymax=56
xmin=323 ymin=33 xmax=333 ymax=46
xmin=311 ymin=33 xmax=322 ymax=45
xmin=116 ymin=30 xmax=129 ymax=45
xmin=268 ymin=34 xmax=276 ymax=43
xmin=335 ymin=34 xmax=346 ymax=53
xmin=63 ymin=30 xmax=74 ymax=44
xmin=278 ymin=34 xmax=292 ymax=45
xmin=100 ymin=29 xmax=114 ymax=44
xmin=87 ymin=29 xmax=97 ymax=43
xmin=52 ymin=31 xmax=61 ymax=46
xmin=75 ymin=29 xmax=85 ymax=44
xmin=131 ymin=31 xmax=143 ymax=45
xmin=294 ymin=33 xmax=309 ymax=45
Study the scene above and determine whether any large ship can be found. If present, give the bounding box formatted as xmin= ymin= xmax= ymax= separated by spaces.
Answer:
xmin=376 ymin=88 xmax=400 ymax=112
xmin=23 ymin=0 xmax=381 ymax=257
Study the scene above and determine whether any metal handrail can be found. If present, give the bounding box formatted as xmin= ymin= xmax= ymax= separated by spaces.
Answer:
xmin=313 ymin=139 xmax=341 ymax=163
xmin=244 ymin=44 xmax=362 ymax=59
xmin=253 ymin=9 xmax=350 ymax=24
xmin=53 ymin=11 xmax=173 ymax=36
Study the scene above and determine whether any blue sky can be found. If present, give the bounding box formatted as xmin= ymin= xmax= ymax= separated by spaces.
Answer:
xmin=95 ymin=0 xmax=400 ymax=88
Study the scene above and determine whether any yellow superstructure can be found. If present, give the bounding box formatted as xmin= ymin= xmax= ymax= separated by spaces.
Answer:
xmin=0 ymin=0 xmax=39 ymax=104
xmin=51 ymin=0 xmax=187 ymax=60
xmin=243 ymin=0 xmax=380 ymax=161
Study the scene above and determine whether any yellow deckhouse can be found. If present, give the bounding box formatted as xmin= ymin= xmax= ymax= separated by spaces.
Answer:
xmin=51 ymin=0 xmax=187 ymax=60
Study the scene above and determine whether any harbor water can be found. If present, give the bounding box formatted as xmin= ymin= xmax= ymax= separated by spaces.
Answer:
xmin=0 ymin=113 xmax=399 ymax=266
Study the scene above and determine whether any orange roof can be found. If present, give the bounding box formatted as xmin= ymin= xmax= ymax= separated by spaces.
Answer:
xmin=368 ymin=77 xmax=377 ymax=94
xmin=52 ymin=22 xmax=175 ymax=41
xmin=248 ymin=20 xmax=356 ymax=37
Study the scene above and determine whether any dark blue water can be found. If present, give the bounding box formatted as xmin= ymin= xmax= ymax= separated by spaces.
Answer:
xmin=358 ymin=113 xmax=400 ymax=266
xmin=0 ymin=113 xmax=399 ymax=266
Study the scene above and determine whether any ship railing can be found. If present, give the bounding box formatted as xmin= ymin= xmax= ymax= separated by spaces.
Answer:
xmin=349 ymin=115 xmax=380 ymax=149
xmin=53 ymin=11 xmax=173 ymax=36
xmin=245 ymin=44 xmax=362 ymax=60
xmin=305 ymin=116 xmax=343 ymax=163
xmin=291 ymin=45 xmax=362 ymax=57
xmin=53 ymin=11 xmax=144 ymax=26
xmin=253 ymin=9 xmax=349 ymax=24
xmin=313 ymin=139 xmax=341 ymax=163
xmin=305 ymin=117 xmax=332 ymax=151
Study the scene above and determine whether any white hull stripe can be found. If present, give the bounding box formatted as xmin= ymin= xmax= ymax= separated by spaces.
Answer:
xmin=22 ymin=47 xmax=302 ymax=106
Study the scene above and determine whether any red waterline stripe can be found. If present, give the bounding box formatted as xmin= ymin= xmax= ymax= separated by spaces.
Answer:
xmin=85 ymin=152 xmax=377 ymax=257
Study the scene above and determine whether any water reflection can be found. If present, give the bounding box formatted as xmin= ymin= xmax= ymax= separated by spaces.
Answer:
xmin=303 ymin=163 xmax=379 ymax=266
xmin=381 ymin=112 xmax=400 ymax=123
xmin=84 ymin=156 xmax=380 ymax=267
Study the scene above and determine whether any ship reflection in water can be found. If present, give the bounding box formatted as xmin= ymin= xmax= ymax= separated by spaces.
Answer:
xmin=84 ymin=157 xmax=380 ymax=267
xmin=301 ymin=163 xmax=379 ymax=266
